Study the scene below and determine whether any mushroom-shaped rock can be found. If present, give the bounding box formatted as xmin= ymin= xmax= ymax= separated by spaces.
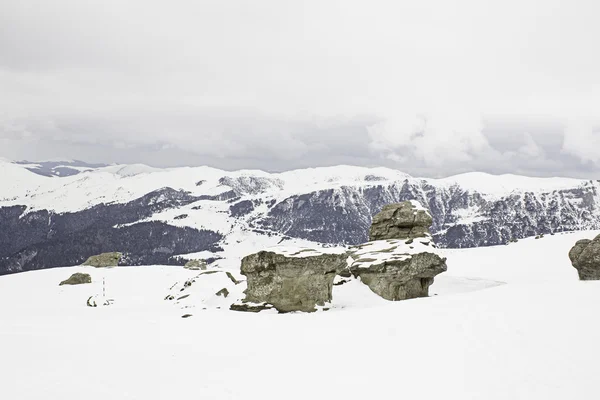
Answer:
xmin=348 ymin=237 xmax=446 ymax=300
xmin=82 ymin=252 xmax=122 ymax=268
xmin=59 ymin=272 xmax=92 ymax=286
xmin=369 ymin=201 xmax=433 ymax=241
xmin=184 ymin=259 xmax=207 ymax=270
xmin=234 ymin=247 xmax=347 ymax=313
xmin=569 ymin=235 xmax=600 ymax=280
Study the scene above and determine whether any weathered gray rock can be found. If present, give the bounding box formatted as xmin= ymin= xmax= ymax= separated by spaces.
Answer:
xmin=184 ymin=259 xmax=207 ymax=270
xmin=369 ymin=201 xmax=433 ymax=241
xmin=59 ymin=272 xmax=92 ymax=286
xmin=234 ymin=249 xmax=347 ymax=313
xmin=569 ymin=235 xmax=600 ymax=280
xmin=348 ymin=237 xmax=447 ymax=301
xmin=82 ymin=252 xmax=122 ymax=268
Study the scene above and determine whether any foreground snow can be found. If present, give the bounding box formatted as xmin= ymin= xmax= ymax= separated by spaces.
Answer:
xmin=0 ymin=231 xmax=599 ymax=399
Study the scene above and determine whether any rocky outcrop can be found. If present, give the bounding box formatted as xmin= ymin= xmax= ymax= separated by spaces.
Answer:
xmin=233 ymin=248 xmax=347 ymax=313
xmin=569 ymin=235 xmax=600 ymax=280
xmin=369 ymin=201 xmax=433 ymax=241
xmin=82 ymin=252 xmax=122 ymax=268
xmin=184 ymin=259 xmax=207 ymax=270
xmin=348 ymin=238 xmax=446 ymax=300
xmin=233 ymin=201 xmax=446 ymax=311
xmin=59 ymin=272 xmax=92 ymax=286
xmin=349 ymin=200 xmax=446 ymax=300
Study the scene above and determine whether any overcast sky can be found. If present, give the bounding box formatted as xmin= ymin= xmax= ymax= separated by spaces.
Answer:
xmin=1 ymin=0 xmax=599 ymax=178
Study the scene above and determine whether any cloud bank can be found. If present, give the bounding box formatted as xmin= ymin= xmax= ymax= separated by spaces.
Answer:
xmin=1 ymin=0 xmax=599 ymax=177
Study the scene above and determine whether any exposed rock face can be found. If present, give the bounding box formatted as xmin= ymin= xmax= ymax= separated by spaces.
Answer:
xmin=82 ymin=252 xmax=122 ymax=268
xmin=235 ymin=248 xmax=347 ymax=313
xmin=569 ymin=235 xmax=600 ymax=280
xmin=348 ymin=237 xmax=447 ymax=300
xmin=369 ymin=201 xmax=433 ymax=241
xmin=184 ymin=259 xmax=207 ymax=270
xmin=59 ymin=272 xmax=92 ymax=286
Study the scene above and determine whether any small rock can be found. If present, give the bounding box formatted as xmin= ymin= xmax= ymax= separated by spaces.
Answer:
xmin=59 ymin=272 xmax=92 ymax=286
xmin=184 ymin=259 xmax=207 ymax=270
xmin=82 ymin=252 xmax=122 ymax=268
xmin=569 ymin=235 xmax=600 ymax=280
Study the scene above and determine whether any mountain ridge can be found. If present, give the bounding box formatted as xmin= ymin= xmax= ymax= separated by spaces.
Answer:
xmin=1 ymin=159 xmax=599 ymax=275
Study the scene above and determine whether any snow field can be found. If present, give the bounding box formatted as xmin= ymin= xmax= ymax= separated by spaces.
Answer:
xmin=1 ymin=231 xmax=599 ymax=399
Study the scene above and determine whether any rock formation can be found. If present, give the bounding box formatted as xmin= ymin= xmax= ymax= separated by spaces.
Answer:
xmin=355 ymin=201 xmax=446 ymax=300
xmin=233 ymin=248 xmax=347 ymax=313
xmin=369 ymin=201 xmax=433 ymax=241
xmin=348 ymin=237 xmax=446 ymax=300
xmin=184 ymin=259 xmax=207 ymax=270
xmin=82 ymin=252 xmax=122 ymax=268
xmin=232 ymin=200 xmax=446 ymax=312
xmin=569 ymin=235 xmax=600 ymax=280
xmin=59 ymin=272 xmax=92 ymax=286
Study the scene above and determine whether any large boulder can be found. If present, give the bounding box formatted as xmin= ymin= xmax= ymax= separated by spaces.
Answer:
xmin=82 ymin=252 xmax=122 ymax=268
xmin=234 ymin=248 xmax=347 ymax=313
xmin=369 ymin=201 xmax=433 ymax=241
xmin=569 ymin=235 xmax=600 ymax=280
xmin=59 ymin=272 xmax=92 ymax=286
xmin=348 ymin=237 xmax=446 ymax=300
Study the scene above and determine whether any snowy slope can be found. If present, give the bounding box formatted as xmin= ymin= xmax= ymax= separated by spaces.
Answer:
xmin=0 ymin=231 xmax=598 ymax=399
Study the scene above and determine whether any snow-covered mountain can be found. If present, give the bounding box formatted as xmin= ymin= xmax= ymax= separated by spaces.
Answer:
xmin=1 ymin=159 xmax=599 ymax=274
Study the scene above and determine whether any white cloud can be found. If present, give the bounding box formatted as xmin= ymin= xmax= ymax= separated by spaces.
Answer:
xmin=517 ymin=133 xmax=544 ymax=158
xmin=0 ymin=0 xmax=599 ymax=177
xmin=367 ymin=113 xmax=489 ymax=167
xmin=562 ymin=120 xmax=600 ymax=165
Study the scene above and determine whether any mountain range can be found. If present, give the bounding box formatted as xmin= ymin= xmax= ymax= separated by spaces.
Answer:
xmin=1 ymin=159 xmax=599 ymax=275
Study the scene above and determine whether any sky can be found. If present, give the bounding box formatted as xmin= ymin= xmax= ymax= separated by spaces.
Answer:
xmin=1 ymin=0 xmax=599 ymax=178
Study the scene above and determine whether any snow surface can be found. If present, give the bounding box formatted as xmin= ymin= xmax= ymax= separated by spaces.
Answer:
xmin=348 ymin=236 xmax=440 ymax=268
xmin=434 ymin=171 xmax=587 ymax=197
xmin=1 ymin=230 xmax=599 ymax=399
xmin=269 ymin=245 xmax=347 ymax=258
